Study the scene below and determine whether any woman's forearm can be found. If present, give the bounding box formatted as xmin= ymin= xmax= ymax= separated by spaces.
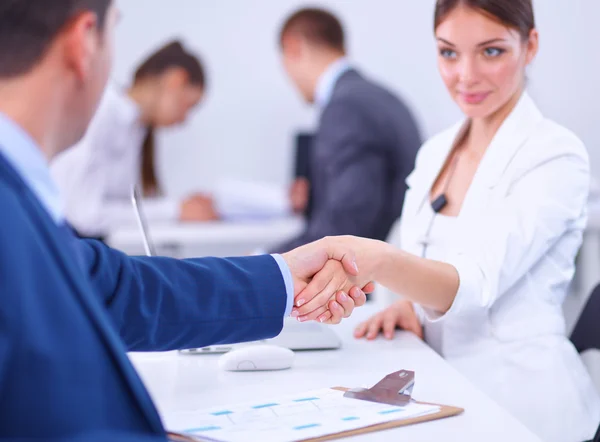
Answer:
xmin=374 ymin=242 xmax=460 ymax=313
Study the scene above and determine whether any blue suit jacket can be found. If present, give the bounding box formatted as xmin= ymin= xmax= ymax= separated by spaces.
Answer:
xmin=0 ymin=153 xmax=287 ymax=441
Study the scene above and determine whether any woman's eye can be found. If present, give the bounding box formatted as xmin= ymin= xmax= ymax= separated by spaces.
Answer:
xmin=439 ymin=48 xmax=457 ymax=59
xmin=484 ymin=47 xmax=505 ymax=57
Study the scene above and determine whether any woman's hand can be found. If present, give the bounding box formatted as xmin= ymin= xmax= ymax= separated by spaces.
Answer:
xmin=316 ymin=286 xmax=369 ymax=325
xmin=289 ymin=177 xmax=310 ymax=214
xmin=354 ymin=299 xmax=423 ymax=340
xmin=283 ymin=242 xmax=373 ymax=324
xmin=292 ymin=236 xmax=386 ymax=316
xmin=287 ymin=259 xmax=372 ymax=323
xmin=179 ymin=194 xmax=219 ymax=221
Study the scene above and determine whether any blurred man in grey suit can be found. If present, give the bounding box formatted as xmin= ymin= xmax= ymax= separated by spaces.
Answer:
xmin=273 ymin=7 xmax=422 ymax=252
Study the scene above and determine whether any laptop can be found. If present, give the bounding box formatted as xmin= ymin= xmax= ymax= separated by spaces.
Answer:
xmin=130 ymin=187 xmax=342 ymax=353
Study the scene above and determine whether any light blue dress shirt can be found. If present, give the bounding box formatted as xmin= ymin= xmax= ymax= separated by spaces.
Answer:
xmin=0 ymin=112 xmax=294 ymax=316
xmin=0 ymin=112 xmax=64 ymax=224
xmin=314 ymin=57 xmax=352 ymax=109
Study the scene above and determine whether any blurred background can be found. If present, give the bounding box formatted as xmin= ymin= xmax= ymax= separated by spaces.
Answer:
xmin=86 ymin=0 xmax=600 ymax=389
xmin=112 ymin=0 xmax=600 ymax=197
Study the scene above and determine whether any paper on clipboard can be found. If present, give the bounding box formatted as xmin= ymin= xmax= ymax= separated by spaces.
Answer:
xmin=164 ymin=388 xmax=441 ymax=442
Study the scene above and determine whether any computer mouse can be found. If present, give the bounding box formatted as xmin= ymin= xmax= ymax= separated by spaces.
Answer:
xmin=218 ymin=345 xmax=295 ymax=372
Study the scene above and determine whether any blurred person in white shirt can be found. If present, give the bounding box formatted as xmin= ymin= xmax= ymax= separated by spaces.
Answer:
xmin=51 ymin=40 xmax=213 ymax=239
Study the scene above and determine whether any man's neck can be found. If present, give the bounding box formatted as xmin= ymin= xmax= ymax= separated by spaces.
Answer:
xmin=315 ymin=52 xmax=345 ymax=76
xmin=310 ymin=51 xmax=348 ymax=107
xmin=311 ymin=52 xmax=346 ymax=91
xmin=0 ymin=76 xmax=63 ymax=162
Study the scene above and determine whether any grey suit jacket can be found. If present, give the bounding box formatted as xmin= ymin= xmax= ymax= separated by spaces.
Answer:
xmin=274 ymin=69 xmax=421 ymax=252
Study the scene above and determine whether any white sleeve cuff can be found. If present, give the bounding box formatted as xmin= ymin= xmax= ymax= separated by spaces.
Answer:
xmin=421 ymin=253 xmax=488 ymax=323
xmin=270 ymin=254 xmax=294 ymax=317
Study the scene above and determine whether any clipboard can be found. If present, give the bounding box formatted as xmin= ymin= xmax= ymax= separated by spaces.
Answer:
xmin=300 ymin=369 xmax=463 ymax=442
xmin=167 ymin=370 xmax=464 ymax=442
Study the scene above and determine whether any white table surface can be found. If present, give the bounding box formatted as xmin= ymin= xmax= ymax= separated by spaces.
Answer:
xmin=107 ymin=217 xmax=304 ymax=258
xmin=129 ymin=305 xmax=540 ymax=442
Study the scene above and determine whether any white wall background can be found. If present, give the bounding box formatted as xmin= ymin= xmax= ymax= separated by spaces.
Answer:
xmin=113 ymin=0 xmax=600 ymax=197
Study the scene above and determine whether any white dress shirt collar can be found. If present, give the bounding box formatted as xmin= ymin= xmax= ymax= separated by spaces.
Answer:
xmin=314 ymin=57 xmax=352 ymax=109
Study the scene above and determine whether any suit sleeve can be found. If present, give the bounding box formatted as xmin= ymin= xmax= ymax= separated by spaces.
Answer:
xmin=77 ymin=240 xmax=288 ymax=351
xmin=273 ymin=101 xmax=388 ymax=252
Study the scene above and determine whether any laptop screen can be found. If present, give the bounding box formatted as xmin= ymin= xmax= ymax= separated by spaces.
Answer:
xmin=131 ymin=186 xmax=157 ymax=257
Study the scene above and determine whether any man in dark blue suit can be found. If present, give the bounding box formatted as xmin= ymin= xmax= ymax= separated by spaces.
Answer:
xmin=0 ymin=1 xmax=370 ymax=440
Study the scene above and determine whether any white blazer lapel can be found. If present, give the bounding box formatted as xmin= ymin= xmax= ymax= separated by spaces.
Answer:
xmin=405 ymin=92 xmax=545 ymax=220
xmin=458 ymin=92 xmax=545 ymax=216
xmin=472 ymin=92 xmax=544 ymax=187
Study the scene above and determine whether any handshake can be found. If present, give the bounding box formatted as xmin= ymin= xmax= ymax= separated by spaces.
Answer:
xmin=282 ymin=236 xmax=381 ymax=325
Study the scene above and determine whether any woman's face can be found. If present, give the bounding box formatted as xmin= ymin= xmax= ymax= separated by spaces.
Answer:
xmin=152 ymin=69 xmax=204 ymax=127
xmin=435 ymin=5 xmax=537 ymax=120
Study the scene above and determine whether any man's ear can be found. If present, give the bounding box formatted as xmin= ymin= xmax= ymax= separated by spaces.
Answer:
xmin=281 ymin=33 xmax=304 ymax=59
xmin=61 ymin=11 xmax=101 ymax=83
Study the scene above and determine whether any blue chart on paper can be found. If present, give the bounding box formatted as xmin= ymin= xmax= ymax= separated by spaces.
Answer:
xmin=164 ymin=388 xmax=440 ymax=442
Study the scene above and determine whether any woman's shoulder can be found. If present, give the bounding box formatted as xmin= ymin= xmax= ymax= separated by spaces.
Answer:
xmin=531 ymin=117 xmax=588 ymax=159
xmin=506 ymin=115 xmax=590 ymax=182
xmin=78 ymin=83 xmax=141 ymax=146
xmin=420 ymin=114 xmax=588 ymax=165
xmin=96 ymin=83 xmax=139 ymax=122
xmin=506 ymin=114 xmax=590 ymax=193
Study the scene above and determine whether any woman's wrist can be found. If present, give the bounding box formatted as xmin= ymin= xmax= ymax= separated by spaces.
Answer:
xmin=369 ymin=239 xmax=402 ymax=284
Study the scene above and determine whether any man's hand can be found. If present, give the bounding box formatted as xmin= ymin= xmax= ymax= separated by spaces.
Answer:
xmin=282 ymin=238 xmax=374 ymax=324
xmin=290 ymin=236 xmax=384 ymax=321
xmin=295 ymin=260 xmax=374 ymax=324
xmin=294 ymin=260 xmax=370 ymax=324
xmin=289 ymin=177 xmax=310 ymax=214
xmin=282 ymin=237 xmax=360 ymax=283
xmin=179 ymin=194 xmax=219 ymax=222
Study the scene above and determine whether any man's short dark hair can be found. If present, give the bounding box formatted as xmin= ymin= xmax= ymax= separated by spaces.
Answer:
xmin=279 ymin=8 xmax=345 ymax=53
xmin=0 ymin=0 xmax=111 ymax=78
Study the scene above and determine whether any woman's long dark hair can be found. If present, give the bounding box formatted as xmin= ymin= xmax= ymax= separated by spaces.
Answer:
xmin=135 ymin=41 xmax=205 ymax=196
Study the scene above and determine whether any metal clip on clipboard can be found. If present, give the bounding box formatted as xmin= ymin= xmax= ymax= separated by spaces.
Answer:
xmin=343 ymin=370 xmax=415 ymax=407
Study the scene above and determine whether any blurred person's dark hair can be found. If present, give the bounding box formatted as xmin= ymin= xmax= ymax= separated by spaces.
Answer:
xmin=134 ymin=40 xmax=205 ymax=88
xmin=0 ymin=0 xmax=111 ymax=78
xmin=135 ymin=40 xmax=205 ymax=196
xmin=279 ymin=7 xmax=345 ymax=53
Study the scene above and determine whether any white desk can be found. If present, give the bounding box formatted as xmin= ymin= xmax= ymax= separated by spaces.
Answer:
xmin=107 ymin=217 xmax=304 ymax=258
xmin=129 ymin=306 xmax=540 ymax=441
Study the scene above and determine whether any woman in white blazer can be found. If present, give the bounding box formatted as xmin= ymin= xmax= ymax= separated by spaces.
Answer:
xmin=294 ymin=0 xmax=600 ymax=440
xmin=50 ymin=40 xmax=213 ymax=239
